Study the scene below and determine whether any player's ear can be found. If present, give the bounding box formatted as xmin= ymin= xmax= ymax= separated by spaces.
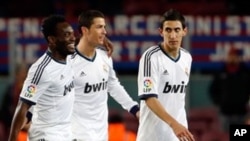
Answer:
xmin=48 ymin=36 xmax=55 ymax=43
xmin=182 ymin=27 xmax=187 ymax=36
xmin=81 ymin=26 xmax=88 ymax=34
xmin=47 ymin=36 xmax=57 ymax=48
xmin=158 ymin=27 xmax=163 ymax=37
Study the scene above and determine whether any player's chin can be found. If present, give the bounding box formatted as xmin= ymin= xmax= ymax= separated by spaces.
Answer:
xmin=67 ymin=44 xmax=75 ymax=52
xmin=67 ymin=47 xmax=75 ymax=54
xmin=97 ymin=41 xmax=104 ymax=47
xmin=99 ymin=37 xmax=105 ymax=44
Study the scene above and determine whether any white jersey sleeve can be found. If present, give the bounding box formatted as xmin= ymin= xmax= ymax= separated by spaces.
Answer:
xmin=105 ymin=54 xmax=139 ymax=115
xmin=138 ymin=46 xmax=160 ymax=99
xmin=20 ymin=56 xmax=52 ymax=104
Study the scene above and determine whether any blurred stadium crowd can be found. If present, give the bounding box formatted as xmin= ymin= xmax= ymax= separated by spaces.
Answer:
xmin=0 ymin=0 xmax=249 ymax=18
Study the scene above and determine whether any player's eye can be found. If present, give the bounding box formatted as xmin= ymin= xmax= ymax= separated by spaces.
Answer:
xmin=165 ymin=28 xmax=172 ymax=33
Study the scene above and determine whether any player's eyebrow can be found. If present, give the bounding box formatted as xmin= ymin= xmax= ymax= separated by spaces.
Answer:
xmin=165 ymin=27 xmax=181 ymax=30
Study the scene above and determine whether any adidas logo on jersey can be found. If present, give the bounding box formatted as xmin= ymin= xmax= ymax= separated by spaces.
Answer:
xmin=163 ymin=70 xmax=169 ymax=75
xmin=163 ymin=81 xmax=187 ymax=93
xmin=60 ymin=75 xmax=64 ymax=80
xmin=80 ymin=71 xmax=86 ymax=77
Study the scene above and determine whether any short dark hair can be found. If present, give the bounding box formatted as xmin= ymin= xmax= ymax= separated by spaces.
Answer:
xmin=41 ymin=15 xmax=66 ymax=42
xmin=77 ymin=10 xmax=105 ymax=34
xmin=159 ymin=9 xmax=186 ymax=29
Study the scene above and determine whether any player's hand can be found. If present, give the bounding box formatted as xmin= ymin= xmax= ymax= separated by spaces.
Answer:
xmin=103 ymin=37 xmax=113 ymax=57
xmin=136 ymin=111 xmax=140 ymax=119
xmin=170 ymin=121 xmax=195 ymax=141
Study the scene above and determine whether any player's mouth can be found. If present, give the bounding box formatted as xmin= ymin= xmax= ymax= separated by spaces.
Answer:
xmin=99 ymin=36 xmax=105 ymax=43
xmin=169 ymin=41 xmax=178 ymax=45
xmin=67 ymin=43 xmax=75 ymax=50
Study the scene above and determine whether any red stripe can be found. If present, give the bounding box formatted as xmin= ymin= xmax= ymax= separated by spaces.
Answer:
xmin=0 ymin=58 xmax=8 ymax=63
xmin=193 ymin=55 xmax=209 ymax=62
xmin=191 ymin=42 xmax=216 ymax=48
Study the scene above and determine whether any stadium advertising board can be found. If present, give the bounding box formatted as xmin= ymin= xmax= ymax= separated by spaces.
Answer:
xmin=0 ymin=15 xmax=250 ymax=74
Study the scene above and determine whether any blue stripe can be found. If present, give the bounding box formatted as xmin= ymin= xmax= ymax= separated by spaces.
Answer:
xmin=0 ymin=39 xmax=7 ymax=44
xmin=109 ymin=35 xmax=162 ymax=42
xmin=17 ymin=38 xmax=46 ymax=44
xmin=191 ymin=48 xmax=215 ymax=55
xmin=191 ymin=36 xmax=249 ymax=42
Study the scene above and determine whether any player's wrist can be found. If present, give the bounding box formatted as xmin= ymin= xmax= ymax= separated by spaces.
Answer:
xmin=129 ymin=105 xmax=140 ymax=117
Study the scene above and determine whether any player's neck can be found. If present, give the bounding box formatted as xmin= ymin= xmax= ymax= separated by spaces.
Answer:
xmin=47 ymin=49 xmax=67 ymax=62
xmin=77 ymin=38 xmax=96 ymax=58
xmin=161 ymin=43 xmax=179 ymax=59
xmin=167 ymin=50 xmax=179 ymax=59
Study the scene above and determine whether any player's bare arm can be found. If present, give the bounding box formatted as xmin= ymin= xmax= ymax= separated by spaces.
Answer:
xmin=8 ymin=101 xmax=31 ymax=141
xmin=103 ymin=37 xmax=113 ymax=57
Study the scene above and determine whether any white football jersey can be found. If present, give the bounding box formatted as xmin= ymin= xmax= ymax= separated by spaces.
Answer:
xmin=70 ymin=48 xmax=138 ymax=141
xmin=136 ymin=45 xmax=192 ymax=141
xmin=20 ymin=51 xmax=75 ymax=141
